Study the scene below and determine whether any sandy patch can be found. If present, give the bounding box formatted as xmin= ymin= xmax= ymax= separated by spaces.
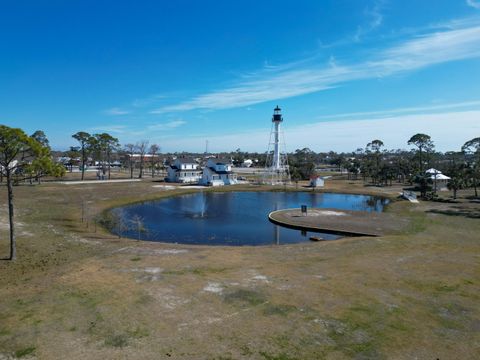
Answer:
xmin=152 ymin=185 xmax=177 ymax=190
xmin=246 ymin=270 xmax=270 ymax=284
xmin=148 ymin=288 xmax=190 ymax=310
xmin=203 ymin=282 xmax=224 ymax=294
xmin=130 ymin=267 xmax=163 ymax=282
xmin=307 ymin=210 xmax=347 ymax=217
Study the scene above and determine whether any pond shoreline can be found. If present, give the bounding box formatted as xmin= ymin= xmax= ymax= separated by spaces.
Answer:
xmin=106 ymin=190 xmax=389 ymax=245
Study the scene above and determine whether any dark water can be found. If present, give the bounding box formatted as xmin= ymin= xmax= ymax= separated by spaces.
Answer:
xmin=111 ymin=191 xmax=388 ymax=246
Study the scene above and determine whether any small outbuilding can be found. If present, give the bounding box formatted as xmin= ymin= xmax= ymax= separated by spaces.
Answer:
xmin=426 ymin=168 xmax=450 ymax=191
xmin=310 ymin=176 xmax=325 ymax=188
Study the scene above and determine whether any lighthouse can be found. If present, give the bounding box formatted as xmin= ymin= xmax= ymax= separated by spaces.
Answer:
xmin=264 ymin=106 xmax=290 ymax=184
xmin=272 ymin=106 xmax=283 ymax=170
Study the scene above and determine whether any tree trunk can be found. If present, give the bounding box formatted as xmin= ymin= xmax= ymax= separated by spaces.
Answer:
xmin=81 ymin=146 xmax=86 ymax=180
xmin=130 ymin=160 xmax=133 ymax=179
xmin=419 ymin=147 xmax=423 ymax=173
xmin=139 ymin=158 xmax=143 ymax=179
xmin=107 ymin=151 xmax=111 ymax=180
xmin=6 ymin=169 xmax=16 ymax=260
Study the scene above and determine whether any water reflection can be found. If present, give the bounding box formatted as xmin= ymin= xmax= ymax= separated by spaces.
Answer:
xmin=111 ymin=191 xmax=388 ymax=246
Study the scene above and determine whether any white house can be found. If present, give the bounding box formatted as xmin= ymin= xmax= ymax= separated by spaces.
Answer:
xmin=166 ymin=158 xmax=202 ymax=183
xmin=201 ymin=158 xmax=238 ymax=186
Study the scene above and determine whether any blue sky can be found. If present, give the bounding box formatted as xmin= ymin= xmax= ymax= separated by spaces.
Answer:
xmin=1 ymin=0 xmax=480 ymax=152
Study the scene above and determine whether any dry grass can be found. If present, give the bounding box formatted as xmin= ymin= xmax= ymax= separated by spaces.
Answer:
xmin=0 ymin=179 xmax=479 ymax=359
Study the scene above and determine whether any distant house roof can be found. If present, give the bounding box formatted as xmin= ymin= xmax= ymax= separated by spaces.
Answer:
xmin=425 ymin=168 xmax=441 ymax=174
xmin=210 ymin=157 xmax=232 ymax=165
xmin=176 ymin=157 xmax=197 ymax=164
xmin=126 ymin=154 xmax=163 ymax=159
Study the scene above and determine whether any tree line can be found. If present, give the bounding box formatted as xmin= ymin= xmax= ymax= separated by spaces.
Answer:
xmin=285 ymin=133 xmax=480 ymax=199
xmin=70 ymin=132 xmax=161 ymax=180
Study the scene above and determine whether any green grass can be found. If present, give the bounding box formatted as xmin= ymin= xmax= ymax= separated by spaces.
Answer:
xmin=324 ymin=302 xmax=413 ymax=358
xmin=14 ymin=346 xmax=36 ymax=358
xmin=163 ymin=266 xmax=229 ymax=276
xmin=127 ymin=326 xmax=150 ymax=339
xmin=223 ymin=289 xmax=267 ymax=307
xmin=259 ymin=351 xmax=299 ymax=360
xmin=435 ymin=284 xmax=460 ymax=292
xmin=262 ymin=303 xmax=297 ymax=316
xmin=104 ymin=333 xmax=129 ymax=348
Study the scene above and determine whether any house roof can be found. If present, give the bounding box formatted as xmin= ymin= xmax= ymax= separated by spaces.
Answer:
xmin=208 ymin=167 xmax=233 ymax=175
xmin=176 ymin=157 xmax=197 ymax=164
xmin=209 ymin=157 xmax=232 ymax=165
xmin=425 ymin=168 xmax=441 ymax=174
xmin=430 ymin=173 xmax=451 ymax=180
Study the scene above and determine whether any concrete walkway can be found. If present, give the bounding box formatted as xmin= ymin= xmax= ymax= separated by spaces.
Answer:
xmin=58 ymin=179 xmax=142 ymax=185
xmin=269 ymin=208 xmax=409 ymax=237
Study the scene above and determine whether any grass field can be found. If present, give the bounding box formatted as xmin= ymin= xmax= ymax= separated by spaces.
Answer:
xmin=0 ymin=179 xmax=479 ymax=359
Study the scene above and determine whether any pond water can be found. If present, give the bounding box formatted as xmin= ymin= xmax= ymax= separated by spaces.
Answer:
xmin=111 ymin=191 xmax=388 ymax=246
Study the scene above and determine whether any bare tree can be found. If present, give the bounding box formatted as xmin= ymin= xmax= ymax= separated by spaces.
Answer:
xmin=99 ymin=210 xmax=128 ymax=238
xmin=137 ymin=140 xmax=149 ymax=179
xmin=130 ymin=215 xmax=146 ymax=240
xmin=149 ymin=144 xmax=160 ymax=178
xmin=124 ymin=143 xmax=136 ymax=179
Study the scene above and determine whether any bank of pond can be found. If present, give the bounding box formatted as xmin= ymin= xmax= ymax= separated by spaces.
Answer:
xmin=107 ymin=191 xmax=389 ymax=246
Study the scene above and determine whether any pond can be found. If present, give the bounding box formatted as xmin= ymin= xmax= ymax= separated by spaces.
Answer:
xmin=110 ymin=191 xmax=388 ymax=246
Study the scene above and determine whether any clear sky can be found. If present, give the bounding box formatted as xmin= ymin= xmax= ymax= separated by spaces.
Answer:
xmin=1 ymin=0 xmax=480 ymax=153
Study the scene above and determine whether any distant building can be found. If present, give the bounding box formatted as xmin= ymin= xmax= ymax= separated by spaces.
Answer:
xmin=309 ymin=176 xmax=325 ymax=188
xmin=201 ymin=158 xmax=238 ymax=186
xmin=166 ymin=158 xmax=202 ymax=183
xmin=242 ymin=159 xmax=253 ymax=167
xmin=426 ymin=168 xmax=450 ymax=191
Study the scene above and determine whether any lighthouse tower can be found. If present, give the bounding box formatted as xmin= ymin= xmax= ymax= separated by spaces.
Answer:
xmin=264 ymin=106 xmax=290 ymax=184
xmin=272 ymin=106 xmax=283 ymax=170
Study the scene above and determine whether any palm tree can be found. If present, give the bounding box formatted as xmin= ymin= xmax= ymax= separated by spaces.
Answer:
xmin=408 ymin=133 xmax=434 ymax=173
